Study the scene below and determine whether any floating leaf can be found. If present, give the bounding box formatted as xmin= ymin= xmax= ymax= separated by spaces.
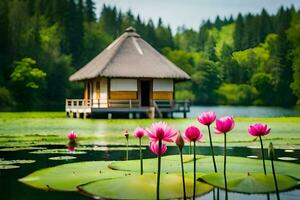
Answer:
xmin=48 ymin=156 xmax=77 ymax=161
xmin=277 ymin=157 xmax=298 ymax=161
xmin=110 ymin=155 xmax=300 ymax=179
xmin=184 ymin=156 xmax=300 ymax=179
xmin=0 ymin=164 xmax=20 ymax=169
xmin=77 ymin=146 xmax=146 ymax=151
xmin=78 ymin=173 xmax=213 ymax=199
xmin=29 ymin=149 xmax=86 ymax=155
xmin=0 ymin=159 xmax=35 ymax=165
xmin=0 ymin=147 xmax=46 ymax=151
xmin=19 ymin=161 xmax=135 ymax=191
xmin=199 ymin=172 xmax=299 ymax=194
xmin=109 ymin=155 xmax=204 ymax=173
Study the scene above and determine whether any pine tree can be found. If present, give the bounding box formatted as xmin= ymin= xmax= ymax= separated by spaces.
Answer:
xmin=233 ymin=13 xmax=244 ymax=50
xmin=85 ymin=0 xmax=96 ymax=22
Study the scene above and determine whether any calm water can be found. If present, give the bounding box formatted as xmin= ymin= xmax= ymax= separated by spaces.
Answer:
xmin=182 ymin=106 xmax=300 ymax=118
xmin=0 ymin=145 xmax=299 ymax=200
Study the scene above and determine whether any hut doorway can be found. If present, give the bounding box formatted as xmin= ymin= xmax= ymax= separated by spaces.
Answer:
xmin=140 ymin=80 xmax=151 ymax=106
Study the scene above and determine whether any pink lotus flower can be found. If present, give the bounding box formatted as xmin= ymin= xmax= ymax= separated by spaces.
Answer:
xmin=184 ymin=126 xmax=203 ymax=142
xmin=215 ymin=116 xmax=235 ymax=134
xmin=133 ymin=127 xmax=145 ymax=138
xmin=149 ymin=141 xmax=167 ymax=156
xmin=147 ymin=122 xmax=177 ymax=142
xmin=248 ymin=123 xmax=271 ymax=137
xmin=197 ymin=111 xmax=216 ymax=126
xmin=67 ymin=131 xmax=77 ymax=140
xmin=175 ymin=132 xmax=185 ymax=149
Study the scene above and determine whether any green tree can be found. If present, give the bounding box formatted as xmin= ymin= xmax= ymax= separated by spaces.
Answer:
xmin=287 ymin=11 xmax=300 ymax=104
xmin=84 ymin=0 xmax=96 ymax=22
xmin=10 ymin=58 xmax=46 ymax=108
xmin=251 ymin=73 xmax=274 ymax=105
xmin=233 ymin=13 xmax=244 ymax=50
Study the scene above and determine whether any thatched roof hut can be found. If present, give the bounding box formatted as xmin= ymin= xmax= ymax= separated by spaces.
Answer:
xmin=66 ymin=27 xmax=191 ymax=118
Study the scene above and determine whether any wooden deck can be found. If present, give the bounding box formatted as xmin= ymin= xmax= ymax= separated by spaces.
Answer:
xmin=65 ymin=99 xmax=190 ymax=119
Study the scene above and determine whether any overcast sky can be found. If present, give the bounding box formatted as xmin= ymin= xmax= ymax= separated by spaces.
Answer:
xmin=95 ymin=0 xmax=300 ymax=32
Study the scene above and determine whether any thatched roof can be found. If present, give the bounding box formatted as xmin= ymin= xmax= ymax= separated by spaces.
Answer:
xmin=69 ymin=27 xmax=191 ymax=81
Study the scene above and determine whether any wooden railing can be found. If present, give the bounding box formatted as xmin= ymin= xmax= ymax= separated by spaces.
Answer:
xmin=66 ymin=99 xmax=190 ymax=112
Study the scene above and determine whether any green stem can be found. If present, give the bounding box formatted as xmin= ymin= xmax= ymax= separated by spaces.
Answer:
xmin=189 ymin=142 xmax=192 ymax=155
xmin=208 ymin=125 xmax=217 ymax=172
xmin=156 ymin=139 xmax=162 ymax=200
xmin=193 ymin=140 xmax=196 ymax=200
xmin=180 ymin=149 xmax=187 ymax=200
xmin=271 ymin=158 xmax=280 ymax=200
xmin=126 ymin=139 xmax=129 ymax=161
xmin=224 ymin=133 xmax=228 ymax=200
xmin=139 ymin=137 xmax=143 ymax=175
xmin=259 ymin=136 xmax=267 ymax=175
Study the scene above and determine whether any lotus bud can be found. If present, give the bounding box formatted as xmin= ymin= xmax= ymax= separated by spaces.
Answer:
xmin=124 ymin=129 xmax=129 ymax=140
xmin=268 ymin=142 xmax=275 ymax=160
xmin=175 ymin=132 xmax=185 ymax=150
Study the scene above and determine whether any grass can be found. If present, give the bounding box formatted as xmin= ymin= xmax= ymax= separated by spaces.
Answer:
xmin=0 ymin=112 xmax=299 ymax=149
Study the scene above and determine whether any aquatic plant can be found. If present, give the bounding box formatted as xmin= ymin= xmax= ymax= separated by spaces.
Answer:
xmin=197 ymin=111 xmax=217 ymax=172
xmin=124 ymin=129 xmax=129 ymax=160
xmin=215 ymin=116 xmax=235 ymax=200
xmin=184 ymin=125 xmax=203 ymax=200
xmin=147 ymin=122 xmax=176 ymax=200
xmin=67 ymin=131 xmax=77 ymax=152
xmin=175 ymin=132 xmax=186 ymax=200
xmin=133 ymin=127 xmax=145 ymax=175
xmin=269 ymin=142 xmax=280 ymax=200
xmin=248 ymin=123 xmax=271 ymax=175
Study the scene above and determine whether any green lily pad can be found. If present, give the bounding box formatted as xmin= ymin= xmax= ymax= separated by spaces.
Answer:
xmin=187 ymin=156 xmax=300 ymax=180
xmin=78 ymin=173 xmax=213 ymax=199
xmin=199 ymin=172 xmax=299 ymax=194
xmin=0 ymin=147 xmax=46 ymax=151
xmin=77 ymin=146 xmax=146 ymax=151
xmin=109 ymin=155 xmax=204 ymax=173
xmin=109 ymin=155 xmax=300 ymax=180
xmin=0 ymin=164 xmax=20 ymax=169
xmin=0 ymin=159 xmax=36 ymax=165
xmin=19 ymin=161 xmax=135 ymax=191
xmin=48 ymin=156 xmax=77 ymax=160
xmin=29 ymin=149 xmax=86 ymax=155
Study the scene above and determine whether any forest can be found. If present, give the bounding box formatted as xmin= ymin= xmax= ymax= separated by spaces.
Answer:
xmin=0 ymin=0 xmax=300 ymax=110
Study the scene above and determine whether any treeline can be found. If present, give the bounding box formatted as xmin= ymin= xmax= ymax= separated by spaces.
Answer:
xmin=0 ymin=0 xmax=299 ymax=110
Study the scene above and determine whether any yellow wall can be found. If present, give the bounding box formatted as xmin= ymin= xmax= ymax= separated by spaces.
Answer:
xmin=110 ymin=91 xmax=138 ymax=100
xmin=153 ymin=91 xmax=173 ymax=100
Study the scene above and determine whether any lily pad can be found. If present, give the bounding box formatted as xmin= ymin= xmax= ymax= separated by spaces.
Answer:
xmin=185 ymin=156 xmax=300 ymax=180
xmin=109 ymin=155 xmax=204 ymax=173
xmin=78 ymin=173 xmax=213 ymax=199
xmin=29 ymin=149 xmax=86 ymax=155
xmin=199 ymin=172 xmax=299 ymax=194
xmin=48 ymin=156 xmax=77 ymax=160
xmin=277 ymin=157 xmax=298 ymax=161
xmin=77 ymin=146 xmax=146 ymax=151
xmin=19 ymin=161 xmax=135 ymax=191
xmin=0 ymin=164 xmax=20 ymax=169
xmin=110 ymin=155 xmax=300 ymax=179
xmin=0 ymin=147 xmax=46 ymax=151
xmin=0 ymin=159 xmax=36 ymax=165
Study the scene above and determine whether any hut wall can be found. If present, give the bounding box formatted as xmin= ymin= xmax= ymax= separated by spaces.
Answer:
xmin=152 ymin=79 xmax=173 ymax=100
xmin=99 ymin=78 xmax=108 ymax=107
xmin=109 ymin=79 xmax=138 ymax=100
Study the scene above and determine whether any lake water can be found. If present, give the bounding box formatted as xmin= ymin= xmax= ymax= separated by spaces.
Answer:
xmin=184 ymin=106 xmax=300 ymax=118
xmin=1 ymin=145 xmax=299 ymax=200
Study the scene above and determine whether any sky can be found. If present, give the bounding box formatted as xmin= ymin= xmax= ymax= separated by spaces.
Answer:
xmin=95 ymin=0 xmax=300 ymax=32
